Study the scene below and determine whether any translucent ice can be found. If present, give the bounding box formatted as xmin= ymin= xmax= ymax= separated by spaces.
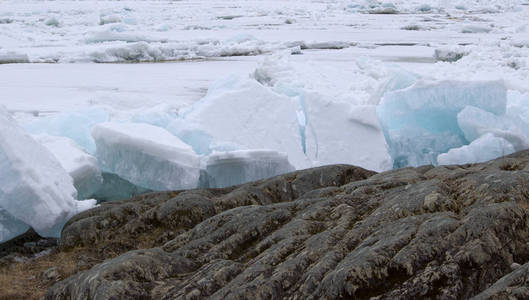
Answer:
xmin=0 ymin=207 xmax=29 ymax=243
xmin=92 ymin=122 xmax=201 ymax=191
xmin=166 ymin=118 xmax=213 ymax=155
xmin=131 ymin=103 xmax=178 ymax=128
xmin=34 ymin=134 xmax=103 ymax=200
xmin=252 ymin=55 xmax=393 ymax=171
xmin=204 ymin=150 xmax=295 ymax=188
xmin=23 ymin=107 xmax=110 ymax=154
xmin=457 ymin=100 xmax=529 ymax=152
xmin=437 ymin=133 xmax=515 ymax=165
xmin=377 ymin=81 xmax=507 ymax=168
xmin=457 ymin=106 xmax=514 ymax=142
xmin=302 ymin=92 xmax=392 ymax=171
xmin=0 ymin=106 xmax=96 ymax=239
xmin=91 ymin=172 xmax=151 ymax=202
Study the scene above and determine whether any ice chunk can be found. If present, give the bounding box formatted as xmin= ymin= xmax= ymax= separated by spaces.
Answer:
xmin=166 ymin=118 xmax=213 ymax=155
xmin=416 ymin=4 xmax=433 ymax=12
xmin=434 ymin=47 xmax=469 ymax=62
xmin=99 ymin=14 xmax=122 ymax=25
xmin=184 ymin=78 xmax=310 ymax=169
xmin=92 ymin=122 xmax=201 ymax=191
xmin=367 ymin=6 xmax=399 ymax=14
xmin=457 ymin=106 xmax=529 ymax=151
xmin=131 ymin=103 xmax=177 ymax=128
xmin=84 ymin=31 xmax=164 ymax=44
xmin=377 ymin=81 xmax=507 ymax=168
xmin=401 ymin=24 xmax=427 ymax=31
xmin=34 ymin=134 xmax=103 ymax=199
xmin=506 ymin=91 xmax=529 ymax=136
xmin=0 ymin=52 xmax=29 ymax=64
xmin=457 ymin=106 xmax=512 ymax=142
xmin=0 ymin=207 xmax=29 ymax=243
xmin=91 ymin=172 xmax=151 ymax=202
xmin=303 ymin=93 xmax=393 ymax=172
xmin=204 ymin=150 xmax=295 ymax=188
xmin=0 ymin=106 xmax=96 ymax=238
xmin=253 ymin=55 xmax=392 ymax=171
xmin=461 ymin=25 xmax=492 ymax=33
xmin=44 ymin=17 xmax=60 ymax=27
xmin=22 ymin=107 xmax=109 ymax=154
xmin=437 ymin=133 xmax=515 ymax=165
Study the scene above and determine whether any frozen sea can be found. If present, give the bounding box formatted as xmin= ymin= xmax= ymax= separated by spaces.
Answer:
xmin=1 ymin=0 xmax=529 ymax=241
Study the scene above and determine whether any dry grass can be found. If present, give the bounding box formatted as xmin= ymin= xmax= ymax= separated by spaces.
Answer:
xmin=0 ymin=248 xmax=98 ymax=299
xmin=0 ymin=227 xmax=173 ymax=299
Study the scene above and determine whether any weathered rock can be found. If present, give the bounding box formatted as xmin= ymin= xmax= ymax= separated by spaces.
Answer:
xmin=0 ymin=228 xmax=58 ymax=266
xmin=40 ymin=267 xmax=61 ymax=284
xmin=45 ymin=152 xmax=529 ymax=299
xmin=472 ymin=262 xmax=529 ymax=299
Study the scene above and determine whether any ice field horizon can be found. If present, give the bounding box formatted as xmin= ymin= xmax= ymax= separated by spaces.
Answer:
xmin=1 ymin=0 xmax=529 ymax=242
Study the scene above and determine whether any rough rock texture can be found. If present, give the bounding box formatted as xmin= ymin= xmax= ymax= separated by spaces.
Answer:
xmin=45 ymin=151 xmax=529 ymax=299
xmin=0 ymin=228 xmax=58 ymax=266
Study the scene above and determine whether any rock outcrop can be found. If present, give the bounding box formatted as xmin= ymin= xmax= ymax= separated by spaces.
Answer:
xmin=44 ymin=151 xmax=529 ymax=299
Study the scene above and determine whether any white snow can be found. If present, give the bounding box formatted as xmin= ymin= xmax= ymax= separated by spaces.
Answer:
xmin=0 ymin=0 xmax=524 ymax=63
xmin=92 ymin=122 xmax=201 ymax=191
xmin=34 ymin=134 xmax=103 ymax=200
xmin=205 ymin=149 xmax=295 ymax=188
xmin=0 ymin=107 xmax=96 ymax=241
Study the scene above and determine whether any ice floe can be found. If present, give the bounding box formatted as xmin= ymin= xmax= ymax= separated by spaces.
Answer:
xmin=92 ymin=122 xmax=201 ymax=191
xmin=377 ymin=80 xmax=507 ymax=168
xmin=34 ymin=134 xmax=103 ymax=200
xmin=0 ymin=107 xmax=96 ymax=241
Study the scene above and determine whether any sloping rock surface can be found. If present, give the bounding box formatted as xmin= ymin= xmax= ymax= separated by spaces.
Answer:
xmin=46 ymin=151 xmax=529 ymax=299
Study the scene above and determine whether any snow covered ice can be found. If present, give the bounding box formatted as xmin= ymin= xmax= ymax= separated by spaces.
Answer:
xmin=0 ymin=107 xmax=96 ymax=242
xmin=92 ymin=122 xmax=201 ymax=191
xmin=204 ymin=150 xmax=295 ymax=188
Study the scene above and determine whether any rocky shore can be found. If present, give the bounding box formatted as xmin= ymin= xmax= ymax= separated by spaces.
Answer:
xmin=4 ymin=150 xmax=529 ymax=299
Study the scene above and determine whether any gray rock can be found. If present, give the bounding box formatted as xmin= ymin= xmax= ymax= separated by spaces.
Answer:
xmin=0 ymin=228 xmax=58 ymax=266
xmin=45 ymin=152 xmax=529 ymax=299
xmin=40 ymin=267 xmax=61 ymax=283
xmin=472 ymin=262 xmax=529 ymax=299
